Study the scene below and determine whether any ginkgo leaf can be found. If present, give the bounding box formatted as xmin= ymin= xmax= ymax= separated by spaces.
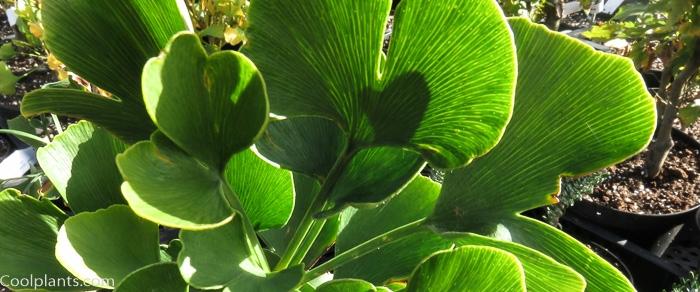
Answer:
xmin=243 ymin=0 xmax=516 ymax=168
xmin=425 ymin=18 xmax=652 ymax=292
xmin=37 ymin=121 xmax=127 ymax=213
xmin=0 ymin=189 xmax=79 ymax=291
xmin=33 ymin=0 xmax=190 ymax=142
xmin=224 ymin=148 xmax=294 ymax=231
xmin=178 ymin=217 xmax=303 ymax=291
xmin=407 ymin=246 xmax=526 ymax=292
xmin=142 ymin=32 xmax=268 ymax=170
xmin=117 ymin=133 xmax=235 ymax=230
xmin=55 ymin=205 xmax=160 ymax=289
xmin=428 ymin=18 xmax=655 ymax=233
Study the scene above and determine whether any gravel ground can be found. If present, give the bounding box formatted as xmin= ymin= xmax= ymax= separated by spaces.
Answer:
xmin=586 ymin=122 xmax=700 ymax=214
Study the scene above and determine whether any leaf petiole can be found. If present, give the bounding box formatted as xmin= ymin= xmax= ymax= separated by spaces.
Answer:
xmin=220 ymin=181 xmax=271 ymax=272
xmin=0 ymin=129 xmax=48 ymax=146
xmin=275 ymin=147 xmax=355 ymax=271
xmin=301 ymin=218 xmax=426 ymax=286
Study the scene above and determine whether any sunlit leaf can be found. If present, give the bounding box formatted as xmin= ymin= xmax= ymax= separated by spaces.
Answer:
xmin=0 ymin=189 xmax=78 ymax=291
xmin=502 ymin=215 xmax=634 ymax=292
xmin=337 ymin=177 xmax=585 ymax=292
xmin=37 ymin=0 xmax=189 ymax=142
xmin=429 ymin=18 xmax=655 ymax=232
xmin=56 ymin=205 xmax=160 ymax=289
xmin=425 ymin=18 xmax=652 ymax=291
xmin=224 ymin=148 xmax=294 ymax=231
xmin=114 ymin=262 xmax=188 ymax=292
xmin=406 ymin=246 xmax=525 ymax=292
xmin=23 ymin=89 xmax=155 ymax=143
xmin=178 ymin=217 xmax=303 ymax=291
xmin=243 ymin=0 xmax=516 ymax=168
xmin=142 ymin=32 xmax=268 ymax=170
xmin=117 ymin=133 xmax=235 ymax=230
xmin=316 ymin=279 xmax=380 ymax=292
xmin=37 ymin=121 xmax=127 ymax=213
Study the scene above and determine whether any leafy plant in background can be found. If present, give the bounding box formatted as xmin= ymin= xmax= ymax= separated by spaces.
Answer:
xmin=665 ymin=272 xmax=700 ymax=292
xmin=498 ymin=0 xmax=528 ymax=17
xmin=0 ymin=0 xmax=656 ymax=291
xmin=0 ymin=0 xmax=72 ymax=82
xmin=0 ymin=0 xmax=43 ymax=49
xmin=0 ymin=61 xmax=23 ymax=95
xmin=584 ymin=0 xmax=700 ymax=178
xmin=497 ymin=0 xmax=597 ymax=30
xmin=0 ymin=43 xmax=16 ymax=60
xmin=541 ymin=172 xmax=609 ymax=227
xmin=185 ymin=0 xmax=247 ymax=50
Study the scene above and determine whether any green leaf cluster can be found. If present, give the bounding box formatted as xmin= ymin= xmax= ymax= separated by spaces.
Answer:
xmin=1 ymin=0 xmax=657 ymax=291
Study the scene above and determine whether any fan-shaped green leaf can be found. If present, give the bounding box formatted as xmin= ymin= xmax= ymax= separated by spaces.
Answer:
xmin=22 ymin=89 xmax=155 ymax=143
xmin=255 ymin=117 xmax=346 ymax=179
xmin=37 ymin=121 xmax=127 ymax=213
xmin=178 ymin=217 xmax=303 ymax=291
xmin=243 ymin=0 xmax=516 ymax=168
xmin=423 ymin=18 xmax=650 ymax=292
xmin=114 ymin=262 xmax=187 ymax=292
xmin=503 ymin=215 xmax=633 ymax=292
xmin=0 ymin=189 xmax=78 ymax=291
xmin=255 ymin=117 xmax=425 ymax=216
xmin=224 ymin=148 xmax=294 ymax=231
xmin=42 ymin=0 xmax=188 ymax=104
xmin=55 ymin=205 xmax=160 ymax=289
xmin=39 ymin=0 xmax=189 ymax=141
xmin=337 ymin=176 xmax=439 ymax=251
xmin=336 ymin=177 xmax=585 ymax=292
xmin=316 ymin=279 xmax=379 ymax=292
xmin=320 ymin=147 xmax=424 ymax=217
xmin=117 ymin=133 xmax=235 ymax=230
xmin=407 ymin=246 xmax=525 ymax=292
xmin=142 ymin=32 xmax=268 ymax=170
xmin=428 ymin=18 xmax=656 ymax=232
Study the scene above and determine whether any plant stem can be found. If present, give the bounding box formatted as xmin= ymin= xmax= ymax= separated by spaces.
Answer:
xmin=220 ymin=181 xmax=270 ymax=272
xmin=646 ymin=39 xmax=700 ymax=177
xmin=51 ymin=114 xmax=63 ymax=134
xmin=275 ymin=148 xmax=355 ymax=271
xmin=289 ymin=218 xmax=327 ymax=266
xmin=0 ymin=129 xmax=48 ymax=146
xmin=301 ymin=219 xmax=426 ymax=285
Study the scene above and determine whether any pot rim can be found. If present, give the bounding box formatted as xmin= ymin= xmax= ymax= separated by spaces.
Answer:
xmin=575 ymin=128 xmax=700 ymax=217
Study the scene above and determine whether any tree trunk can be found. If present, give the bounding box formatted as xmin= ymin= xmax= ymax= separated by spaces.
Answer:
xmin=645 ymin=40 xmax=700 ymax=178
xmin=543 ymin=0 xmax=563 ymax=31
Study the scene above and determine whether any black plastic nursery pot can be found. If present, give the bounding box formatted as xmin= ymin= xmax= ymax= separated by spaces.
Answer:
xmin=587 ymin=241 xmax=635 ymax=283
xmin=569 ymin=199 xmax=699 ymax=239
xmin=569 ymin=128 xmax=700 ymax=242
xmin=562 ymin=128 xmax=700 ymax=291
xmin=560 ymin=214 xmax=686 ymax=292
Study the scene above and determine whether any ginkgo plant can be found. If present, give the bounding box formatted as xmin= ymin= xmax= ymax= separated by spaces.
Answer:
xmin=0 ymin=0 xmax=655 ymax=291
